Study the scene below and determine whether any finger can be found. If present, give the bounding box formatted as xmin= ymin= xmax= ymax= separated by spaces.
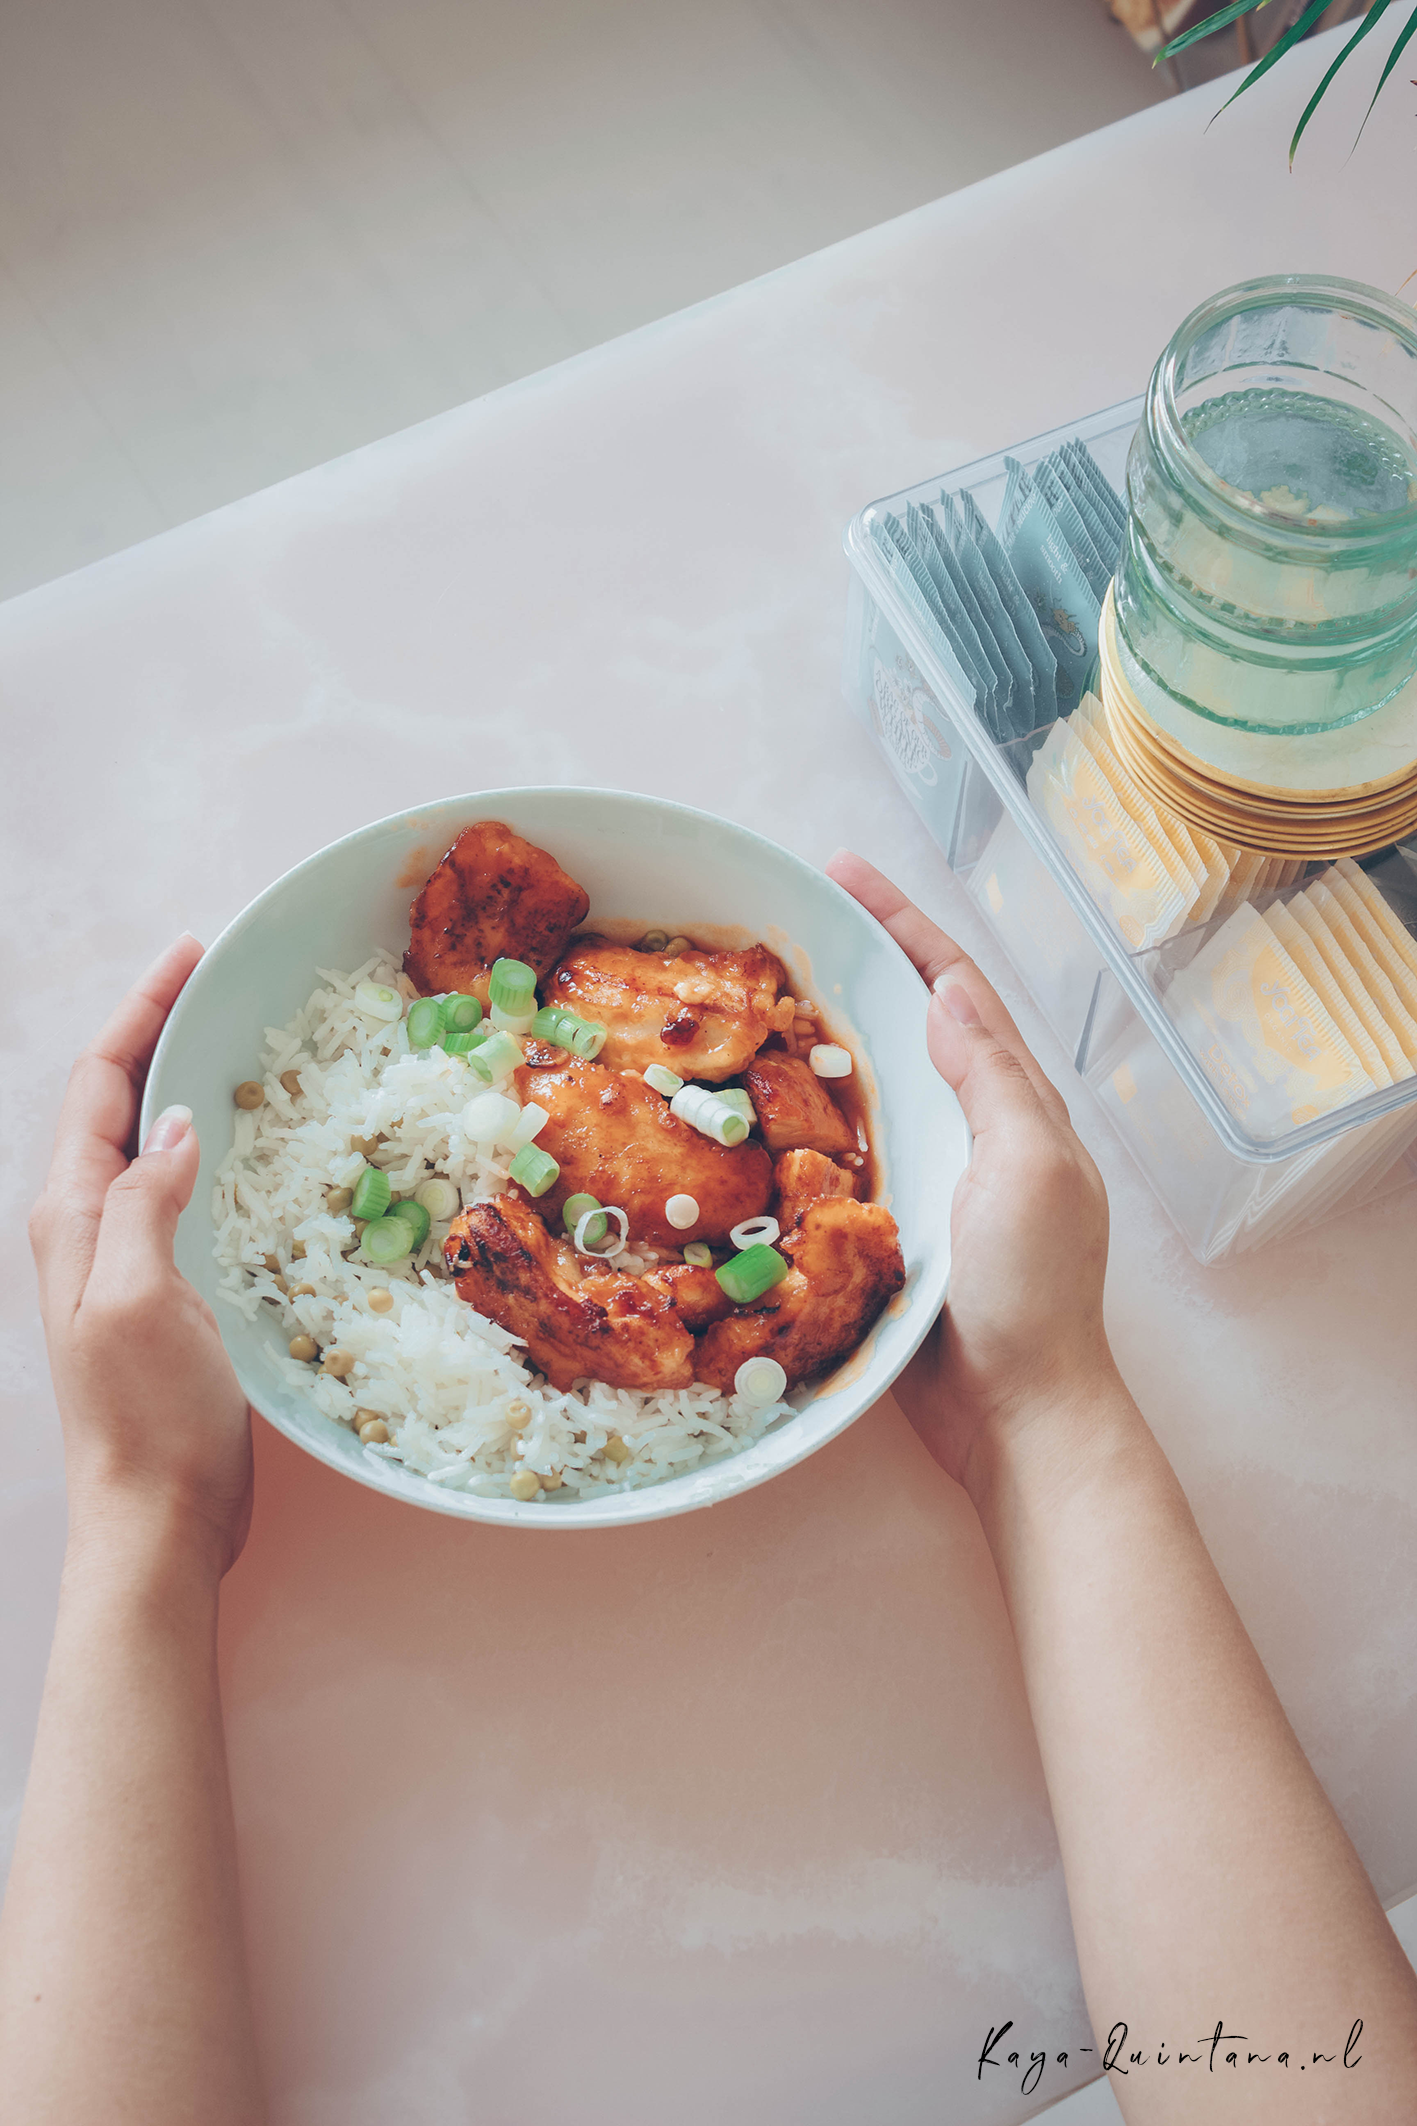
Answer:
xmin=828 ymin=850 xmax=1065 ymax=1119
xmin=926 ymin=986 xmax=1061 ymax=1151
xmin=87 ymin=1109 xmax=200 ymax=1305
xmin=35 ymin=935 xmax=203 ymax=1313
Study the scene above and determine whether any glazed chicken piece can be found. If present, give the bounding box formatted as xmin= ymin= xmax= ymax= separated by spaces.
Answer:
xmin=547 ymin=936 xmax=788 ymax=1083
xmin=513 ymin=1049 xmax=773 ymax=1247
xmin=774 ymin=1148 xmax=855 ymax=1230
xmin=639 ymin=1260 xmax=732 ymax=1331
xmin=741 ymin=1052 xmax=856 ymax=1158
xmin=445 ymin=1197 xmax=694 ymax=1393
xmin=692 ymin=1198 xmax=904 ymax=1393
xmin=404 ymin=820 xmax=590 ymax=1003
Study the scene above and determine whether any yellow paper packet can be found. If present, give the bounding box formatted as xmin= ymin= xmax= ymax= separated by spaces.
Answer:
xmin=1071 ymin=696 xmax=1206 ymax=931
xmin=1026 ymin=718 xmax=1188 ymax=949
xmin=1323 ymin=862 xmax=1417 ymax=1008
xmin=1302 ymin=880 xmax=1417 ymax=1071
xmin=1166 ymin=904 xmax=1374 ymax=1136
xmin=1265 ymin=903 xmax=1392 ymax=1089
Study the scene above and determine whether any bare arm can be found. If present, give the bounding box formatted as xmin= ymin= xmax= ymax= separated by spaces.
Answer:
xmin=1 ymin=938 xmax=265 ymax=2126
xmin=832 ymin=852 xmax=1417 ymax=2125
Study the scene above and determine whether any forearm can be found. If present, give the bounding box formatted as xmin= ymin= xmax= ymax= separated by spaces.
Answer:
xmin=970 ymin=1375 xmax=1417 ymax=2124
xmin=0 ymin=1494 xmax=264 ymax=2126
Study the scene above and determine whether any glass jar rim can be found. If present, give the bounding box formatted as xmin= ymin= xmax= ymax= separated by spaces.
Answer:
xmin=1149 ymin=272 xmax=1417 ymax=553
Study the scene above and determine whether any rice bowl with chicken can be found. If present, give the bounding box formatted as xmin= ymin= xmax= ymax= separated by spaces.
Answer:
xmin=212 ymin=819 xmax=907 ymax=1502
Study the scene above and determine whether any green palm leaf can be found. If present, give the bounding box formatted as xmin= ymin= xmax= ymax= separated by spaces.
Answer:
xmin=1161 ymin=0 xmax=1417 ymax=162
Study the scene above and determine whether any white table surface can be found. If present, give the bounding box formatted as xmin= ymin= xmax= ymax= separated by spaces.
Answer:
xmin=4 ymin=32 xmax=1416 ymax=2126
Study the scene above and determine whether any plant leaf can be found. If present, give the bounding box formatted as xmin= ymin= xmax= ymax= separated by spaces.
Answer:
xmin=1207 ymin=0 xmax=1341 ymax=124
xmin=1290 ymin=0 xmax=1396 ymax=164
xmin=1354 ymin=2 xmax=1417 ymax=148
xmin=1161 ymin=0 xmax=1273 ymax=63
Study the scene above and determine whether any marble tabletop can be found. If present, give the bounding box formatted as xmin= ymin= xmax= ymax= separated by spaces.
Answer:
xmin=4 ymin=32 xmax=1416 ymax=2126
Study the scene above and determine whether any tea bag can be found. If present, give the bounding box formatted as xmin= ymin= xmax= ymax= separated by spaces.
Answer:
xmin=930 ymin=494 xmax=1036 ymax=741
xmin=958 ymin=489 xmax=1059 ymax=728
xmin=1265 ymin=902 xmax=1392 ymax=1088
xmin=877 ymin=513 xmax=996 ymax=729
xmin=906 ymin=502 xmax=1013 ymax=740
xmin=999 ymin=460 xmax=1103 ymax=711
xmin=1035 ymin=457 xmax=1112 ymax=600
xmin=1164 ymin=903 xmax=1374 ymax=1138
xmin=1302 ymin=879 xmax=1417 ymax=1068
xmin=1062 ymin=439 xmax=1127 ymax=547
xmin=868 ymin=520 xmax=979 ymax=711
xmin=1067 ymin=696 xmax=1200 ymax=935
xmin=1286 ymin=889 xmax=1414 ymax=1079
xmin=1026 ymin=715 xmax=1188 ymax=948
xmin=1044 ymin=449 xmax=1121 ymax=579
xmin=1328 ymin=859 xmax=1417 ymax=1000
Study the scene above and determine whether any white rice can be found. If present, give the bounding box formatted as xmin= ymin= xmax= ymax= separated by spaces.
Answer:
xmin=212 ymin=954 xmax=789 ymax=1500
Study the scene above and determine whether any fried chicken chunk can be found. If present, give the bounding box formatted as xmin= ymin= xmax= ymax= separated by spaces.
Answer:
xmin=547 ymin=936 xmax=787 ymax=1082
xmin=741 ymin=1052 xmax=856 ymax=1157
xmin=774 ymin=1148 xmax=855 ymax=1230
xmin=404 ymin=821 xmax=590 ymax=1003
xmin=445 ymin=1197 xmax=694 ymax=1393
xmin=513 ymin=1050 xmax=772 ymax=1247
xmin=638 ymin=1261 xmax=732 ymax=1332
xmin=692 ymin=1199 xmax=904 ymax=1392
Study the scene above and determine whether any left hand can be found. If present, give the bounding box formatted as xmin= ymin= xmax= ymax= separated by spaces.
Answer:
xmin=28 ymin=936 xmax=255 ymax=1575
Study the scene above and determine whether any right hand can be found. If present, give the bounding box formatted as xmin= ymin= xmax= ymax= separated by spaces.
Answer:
xmin=828 ymin=853 xmax=1119 ymax=1493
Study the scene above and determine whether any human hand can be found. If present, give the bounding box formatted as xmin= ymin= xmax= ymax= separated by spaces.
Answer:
xmin=828 ymin=852 xmax=1119 ymax=1495
xmin=29 ymin=935 xmax=254 ymax=1576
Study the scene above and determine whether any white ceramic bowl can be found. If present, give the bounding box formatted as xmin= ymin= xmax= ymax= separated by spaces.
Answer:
xmin=142 ymin=789 xmax=968 ymax=1528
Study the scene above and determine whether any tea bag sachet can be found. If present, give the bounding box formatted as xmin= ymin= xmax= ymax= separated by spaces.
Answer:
xmin=932 ymin=494 xmax=1037 ymax=740
xmin=868 ymin=521 xmax=979 ymax=711
xmin=1285 ymin=889 xmax=1414 ymax=1079
xmin=1072 ymin=690 xmax=1231 ymax=920
xmin=1026 ymin=716 xmax=1188 ymax=948
xmin=1043 ymin=451 xmax=1120 ymax=580
xmin=907 ymin=502 xmax=1013 ymax=740
xmin=1164 ymin=904 xmax=1375 ymax=1137
xmin=1264 ymin=903 xmax=1392 ymax=1088
xmin=958 ymin=489 xmax=1059 ymax=727
xmin=1062 ymin=439 xmax=1127 ymax=547
xmin=1326 ymin=860 xmax=1417 ymax=1003
xmin=1036 ymin=455 xmax=1113 ymax=598
xmin=877 ymin=514 xmax=996 ymax=727
xmin=999 ymin=459 xmax=1103 ymax=712
xmin=1302 ymin=880 xmax=1417 ymax=1069
xmin=1067 ymin=696 xmax=1199 ymax=935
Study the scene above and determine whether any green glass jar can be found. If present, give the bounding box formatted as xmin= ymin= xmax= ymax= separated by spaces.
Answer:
xmin=1114 ymin=274 xmax=1417 ymax=736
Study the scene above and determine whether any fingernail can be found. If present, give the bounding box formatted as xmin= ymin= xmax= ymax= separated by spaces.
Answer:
xmin=142 ymin=1104 xmax=192 ymax=1154
xmin=933 ymin=980 xmax=981 ymax=1028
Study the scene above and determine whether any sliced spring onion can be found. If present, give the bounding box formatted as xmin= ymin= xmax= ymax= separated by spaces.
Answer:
xmin=665 ymin=1193 xmax=700 ymax=1230
xmin=715 ymin=1087 xmax=755 ymax=1125
xmin=360 ymin=1215 xmax=413 ymax=1264
xmin=715 ymin=1242 xmax=789 ymax=1305
xmin=809 ymin=1043 xmax=853 ymax=1079
xmin=639 ymin=929 xmax=668 ymax=952
xmin=442 ymin=1026 xmax=491 ymax=1056
xmin=734 ymin=1357 xmax=788 ymax=1404
xmin=490 ymin=1002 xmax=538 ymax=1035
xmin=563 ymin=1193 xmax=606 ymax=1247
xmin=682 ymin=1241 xmax=713 ymax=1268
xmin=670 ymin=1084 xmax=750 ymax=1147
xmin=530 ymin=1005 xmax=607 ymax=1059
xmin=574 ymin=1204 xmax=628 ymax=1258
xmin=509 ymin=1143 xmax=559 ymax=1197
xmin=466 ymin=1029 xmax=523 ymax=1083
xmin=729 ymin=1214 xmax=780 ymax=1251
xmin=507 ymin=1102 xmax=549 ymax=1151
xmin=386 ymin=1198 xmax=431 ymax=1250
xmin=463 ymin=1090 xmax=520 ymax=1143
xmin=350 ymin=1166 xmax=392 ymax=1221
xmin=406 ymin=997 xmax=443 ymax=1049
xmin=354 ymin=979 xmax=404 ymax=1023
xmin=662 ymin=936 xmax=691 ymax=959
xmin=414 ymin=1176 xmax=460 ymax=1221
xmin=643 ymin=1064 xmax=683 ymax=1097
xmin=443 ymin=993 xmax=484 ymax=1035
xmin=488 ymin=958 xmax=537 ymax=1014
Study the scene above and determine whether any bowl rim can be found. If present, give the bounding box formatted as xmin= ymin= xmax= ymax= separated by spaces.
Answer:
xmin=143 ymin=785 xmax=964 ymax=1530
